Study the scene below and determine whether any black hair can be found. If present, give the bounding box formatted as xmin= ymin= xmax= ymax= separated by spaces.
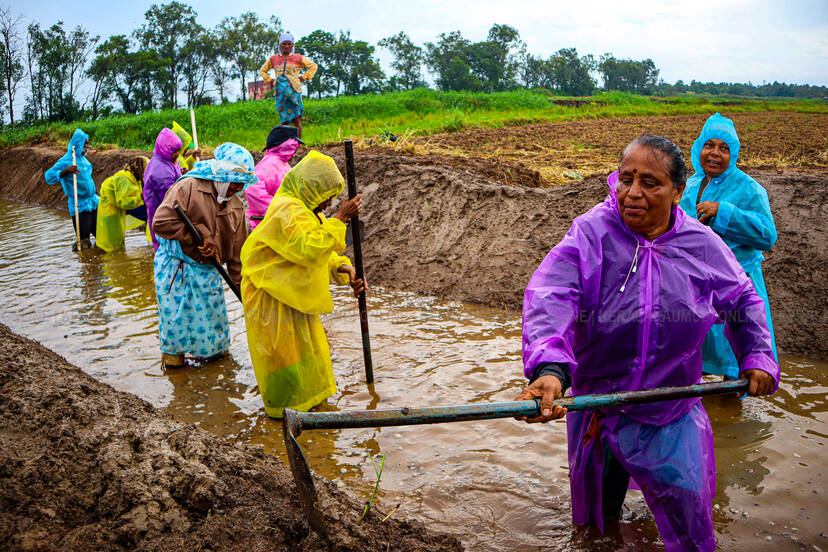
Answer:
xmin=621 ymin=135 xmax=687 ymax=189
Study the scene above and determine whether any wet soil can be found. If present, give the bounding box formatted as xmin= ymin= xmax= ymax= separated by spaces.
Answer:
xmin=0 ymin=322 xmax=462 ymax=551
xmin=407 ymin=112 xmax=828 ymax=183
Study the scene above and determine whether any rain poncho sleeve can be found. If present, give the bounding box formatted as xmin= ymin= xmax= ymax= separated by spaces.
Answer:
xmin=44 ymin=128 xmax=99 ymax=216
xmin=143 ymin=128 xmax=183 ymax=249
xmin=679 ymin=113 xmax=779 ymax=376
xmin=95 ymin=168 xmax=145 ymax=252
xmin=240 ymin=150 xmax=352 ymax=418
xmin=523 ymin=173 xmax=778 ymax=552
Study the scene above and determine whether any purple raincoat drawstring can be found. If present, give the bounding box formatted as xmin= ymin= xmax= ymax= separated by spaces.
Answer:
xmin=619 ymin=241 xmax=641 ymax=293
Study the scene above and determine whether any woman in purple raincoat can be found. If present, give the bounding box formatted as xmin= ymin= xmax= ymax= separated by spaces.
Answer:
xmin=143 ymin=128 xmax=183 ymax=249
xmin=517 ymin=136 xmax=778 ymax=552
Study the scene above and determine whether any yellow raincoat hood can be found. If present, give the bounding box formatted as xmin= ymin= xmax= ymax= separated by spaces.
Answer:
xmin=275 ymin=150 xmax=345 ymax=210
xmin=240 ymin=149 xmax=351 ymax=315
xmin=171 ymin=121 xmax=196 ymax=171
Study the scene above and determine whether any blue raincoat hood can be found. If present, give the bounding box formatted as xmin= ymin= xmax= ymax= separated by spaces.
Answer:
xmin=690 ymin=113 xmax=740 ymax=179
xmin=68 ymin=128 xmax=89 ymax=158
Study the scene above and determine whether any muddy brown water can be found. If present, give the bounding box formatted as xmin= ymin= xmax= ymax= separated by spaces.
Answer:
xmin=1 ymin=198 xmax=825 ymax=551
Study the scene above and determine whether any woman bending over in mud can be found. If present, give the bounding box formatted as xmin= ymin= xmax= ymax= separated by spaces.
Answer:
xmin=240 ymin=150 xmax=364 ymax=418
xmin=679 ymin=113 xmax=778 ymax=380
xmin=516 ymin=135 xmax=778 ymax=552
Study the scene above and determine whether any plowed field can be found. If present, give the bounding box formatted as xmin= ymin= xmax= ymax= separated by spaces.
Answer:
xmin=399 ymin=112 xmax=828 ymax=185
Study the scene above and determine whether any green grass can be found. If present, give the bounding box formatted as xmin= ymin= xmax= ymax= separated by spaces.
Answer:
xmin=1 ymin=88 xmax=825 ymax=151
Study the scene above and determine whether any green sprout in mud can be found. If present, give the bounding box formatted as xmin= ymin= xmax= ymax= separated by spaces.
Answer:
xmin=362 ymin=452 xmax=386 ymax=519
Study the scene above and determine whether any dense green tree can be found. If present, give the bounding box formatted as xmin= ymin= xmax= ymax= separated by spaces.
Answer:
xmin=216 ymin=12 xmax=282 ymax=101
xmin=180 ymin=26 xmax=214 ymax=107
xmin=425 ymin=31 xmax=473 ymax=91
xmin=296 ymin=30 xmax=336 ymax=98
xmin=546 ymin=48 xmax=595 ymax=95
xmin=134 ymin=1 xmax=198 ymax=109
xmin=378 ymin=31 xmax=425 ymax=90
xmin=599 ymin=53 xmax=659 ymax=94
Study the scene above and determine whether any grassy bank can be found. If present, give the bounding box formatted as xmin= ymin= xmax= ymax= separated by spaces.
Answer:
xmin=1 ymin=89 xmax=825 ymax=151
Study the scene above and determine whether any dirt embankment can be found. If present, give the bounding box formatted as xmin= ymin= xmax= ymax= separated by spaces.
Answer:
xmin=0 ymin=322 xmax=462 ymax=552
xmin=0 ymin=145 xmax=147 ymax=210
xmin=1 ymin=143 xmax=826 ymax=360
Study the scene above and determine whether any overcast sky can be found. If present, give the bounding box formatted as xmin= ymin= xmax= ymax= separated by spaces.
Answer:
xmin=5 ymin=0 xmax=828 ymax=114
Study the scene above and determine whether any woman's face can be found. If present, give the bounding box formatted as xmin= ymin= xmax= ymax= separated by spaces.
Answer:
xmin=280 ymin=41 xmax=293 ymax=55
xmin=317 ymin=198 xmax=332 ymax=211
xmin=616 ymin=144 xmax=682 ymax=240
xmin=699 ymin=138 xmax=730 ymax=177
xmin=228 ymin=181 xmax=244 ymax=196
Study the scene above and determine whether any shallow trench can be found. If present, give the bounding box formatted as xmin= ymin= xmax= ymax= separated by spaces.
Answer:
xmin=0 ymin=198 xmax=825 ymax=551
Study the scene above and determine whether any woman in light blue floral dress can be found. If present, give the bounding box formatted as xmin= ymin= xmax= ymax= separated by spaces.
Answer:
xmin=151 ymin=143 xmax=256 ymax=367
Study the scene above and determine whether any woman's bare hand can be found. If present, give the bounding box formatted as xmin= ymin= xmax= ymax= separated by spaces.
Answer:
xmin=334 ymin=194 xmax=362 ymax=223
xmin=514 ymin=375 xmax=567 ymax=423
xmin=697 ymin=201 xmax=720 ymax=225
xmin=338 ymin=264 xmax=367 ymax=297
xmin=740 ymin=369 xmax=774 ymax=396
xmin=198 ymin=236 xmax=219 ymax=262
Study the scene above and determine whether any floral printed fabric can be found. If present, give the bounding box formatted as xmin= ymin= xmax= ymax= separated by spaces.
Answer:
xmin=154 ymin=236 xmax=229 ymax=357
xmin=274 ymin=75 xmax=303 ymax=124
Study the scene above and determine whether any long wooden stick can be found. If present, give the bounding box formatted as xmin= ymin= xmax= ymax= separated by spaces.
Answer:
xmin=344 ymin=139 xmax=374 ymax=384
xmin=189 ymin=108 xmax=200 ymax=161
xmin=71 ymin=149 xmax=81 ymax=250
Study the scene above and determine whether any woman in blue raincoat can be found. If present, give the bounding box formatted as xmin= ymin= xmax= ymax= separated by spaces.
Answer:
xmin=45 ymin=128 xmax=99 ymax=251
xmin=679 ymin=113 xmax=778 ymax=378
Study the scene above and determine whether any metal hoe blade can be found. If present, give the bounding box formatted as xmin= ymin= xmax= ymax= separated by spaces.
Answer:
xmin=282 ymin=410 xmax=325 ymax=534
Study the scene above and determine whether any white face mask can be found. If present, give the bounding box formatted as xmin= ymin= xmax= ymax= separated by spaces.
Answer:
xmin=213 ymin=182 xmax=231 ymax=204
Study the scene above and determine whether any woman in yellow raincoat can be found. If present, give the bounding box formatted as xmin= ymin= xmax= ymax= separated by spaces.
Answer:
xmin=171 ymin=121 xmax=201 ymax=173
xmin=95 ymin=157 xmax=148 ymax=252
xmin=240 ymin=150 xmax=364 ymax=418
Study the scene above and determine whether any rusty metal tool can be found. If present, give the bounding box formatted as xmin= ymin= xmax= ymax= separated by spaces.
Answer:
xmin=283 ymin=378 xmax=748 ymax=532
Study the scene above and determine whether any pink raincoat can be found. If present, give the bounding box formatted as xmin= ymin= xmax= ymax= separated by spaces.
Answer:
xmin=245 ymin=138 xmax=300 ymax=229
xmin=522 ymin=172 xmax=779 ymax=551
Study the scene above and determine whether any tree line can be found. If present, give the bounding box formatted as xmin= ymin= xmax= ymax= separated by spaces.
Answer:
xmin=0 ymin=2 xmax=825 ymax=128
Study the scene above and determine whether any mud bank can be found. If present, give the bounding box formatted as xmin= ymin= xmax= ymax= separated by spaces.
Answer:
xmin=1 ymin=145 xmax=825 ymax=359
xmin=0 ymin=322 xmax=461 ymax=551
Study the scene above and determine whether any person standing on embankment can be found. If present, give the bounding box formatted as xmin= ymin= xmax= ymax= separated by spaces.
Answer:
xmin=45 ymin=128 xmax=98 ymax=251
xmin=144 ymin=128 xmax=184 ymax=250
xmin=240 ymin=150 xmax=364 ymax=418
xmin=258 ymin=33 xmax=317 ymax=138
xmin=245 ymin=125 xmax=303 ymax=229
xmin=516 ymin=135 xmax=778 ymax=552
xmin=679 ymin=113 xmax=778 ymax=379
xmin=95 ymin=157 xmax=148 ymax=253
xmin=151 ymin=143 xmax=254 ymax=368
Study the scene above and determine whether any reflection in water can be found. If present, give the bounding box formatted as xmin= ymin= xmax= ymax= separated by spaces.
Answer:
xmin=0 ymin=198 xmax=825 ymax=551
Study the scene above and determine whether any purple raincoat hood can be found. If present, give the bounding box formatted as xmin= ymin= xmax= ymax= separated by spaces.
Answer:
xmin=144 ymin=128 xmax=184 ymax=249
xmin=153 ymin=127 xmax=184 ymax=162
